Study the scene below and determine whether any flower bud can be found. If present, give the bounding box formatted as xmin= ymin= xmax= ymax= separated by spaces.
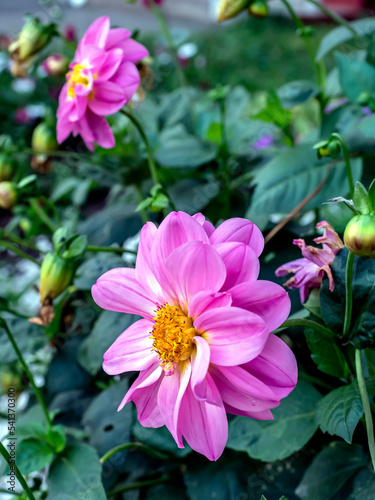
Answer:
xmin=0 ymin=182 xmax=17 ymax=210
xmin=32 ymin=122 xmax=58 ymax=153
xmin=344 ymin=214 xmax=375 ymax=258
xmin=0 ymin=154 xmax=15 ymax=181
xmin=328 ymin=140 xmax=341 ymax=159
xmin=41 ymin=54 xmax=69 ymax=77
xmin=217 ymin=0 xmax=251 ymax=22
xmin=39 ymin=253 xmax=75 ymax=303
xmin=8 ymin=15 xmax=55 ymax=63
xmin=248 ymin=1 xmax=268 ymax=18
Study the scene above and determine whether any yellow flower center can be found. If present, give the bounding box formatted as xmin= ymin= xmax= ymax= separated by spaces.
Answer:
xmin=66 ymin=63 xmax=90 ymax=99
xmin=151 ymin=304 xmax=196 ymax=372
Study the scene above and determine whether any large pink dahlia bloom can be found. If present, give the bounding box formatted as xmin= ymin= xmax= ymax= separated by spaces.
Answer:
xmin=56 ymin=17 xmax=148 ymax=151
xmin=92 ymin=212 xmax=297 ymax=460
xmin=275 ymin=221 xmax=344 ymax=303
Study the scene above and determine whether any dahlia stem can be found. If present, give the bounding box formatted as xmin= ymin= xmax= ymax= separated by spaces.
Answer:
xmin=120 ymin=109 xmax=160 ymax=186
xmin=107 ymin=475 xmax=169 ymax=497
xmin=0 ymin=442 xmax=36 ymax=500
xmin=281 ymin=318 xmax=334 ymax=337
xmin=1 ymin=232 xmax=41 ymax=252
xmin=29 ymin=198 xmax=58 ymax=233
xmin=0 ymin=240 xmax=40 ymax=266
xmin=305 ymin=0 xmax=357 ymax=36
xmin=100 ymin=442 xmax=168 ymax=463
xmin=0 ymin=319 xmax=52 ymax=430
xmin=86 ymin=245 xmax=137 ymax=256
xmin=343 ymin=251 xmax=355 ymax=338
xmin=330 ymin=133 xmax=354 ymax=198
xmin=355 ymin=349 xmax=375 ymax=472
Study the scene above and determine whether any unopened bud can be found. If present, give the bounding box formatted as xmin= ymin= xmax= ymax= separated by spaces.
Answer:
xmin=0 ymin=182 xmax=17 ymax=210
xmin=0 ymin=154 xmax=15 ymax=181
xmin=32 ymin=122 xmax=58 ymax=153
xmin=248 ymin=1 xmax=268 ymax=18
xmin=327 ymin=140 xmax=341 ymax=159
xmin=8 ymin=15 xmax=55 ymax=63
xmin=217 ymin=0 xmax=250 ymax=22
xmin=39 ymin=253 xmax=75 ymax=303
xmin=41 ymin=54 xmax=68 ymax=77
xmin=344 ymin=214 xmax=375 ymax=258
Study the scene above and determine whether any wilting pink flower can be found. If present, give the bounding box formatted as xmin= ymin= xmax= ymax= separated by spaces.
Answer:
xmin=92 ymin=212 xmax=297 ymax=460
xmin=64 ymin=24 xmax=76 ymax=43
xmin=41 ymin=54 xmax=68 ymax=77
xmin=275 ymin=221 xmax=344 ymax=303
xmin=56 ymin=17 xmax=148 ymax=150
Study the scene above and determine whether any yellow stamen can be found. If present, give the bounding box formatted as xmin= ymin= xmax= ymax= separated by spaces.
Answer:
xmin=150 ymin=304 xmax=196 ymax=367
xmin=66 ymin=63 xmax=90 ymax=99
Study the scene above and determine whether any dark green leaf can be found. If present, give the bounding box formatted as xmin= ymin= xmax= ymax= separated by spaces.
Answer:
xmin=368 ymin=178 xmax=375 ymax=214
xmin=47 ymin=425 xmax=67 ymax=453
xmin=133 ymin=421 xmax=192 ymax=458
xmin=254 ymin=91 xmax=292 ymax=129
xmin=320 ymin=248 xmax=375 ymax=348
xmin=168 ymin=178 xmax=220 ymax=214
xmin=336 ymin=52 xmax=375 ymax=103
xmin=349 ymin=467 xmax=375 ymax=499
xmin=278 ymin=80 xmax=319 ymax=108
xmin=47 ymin=444 xmax=106 ymax=500
xmin=303 ymin=289 xmax=323 ymax=319
xmin=295 ymin=442 xmax=368 ymax=500
xmin=0 ymin=319 xmax=45 ymax=364
xmin=74 ymin=253 xmax=125 ymax=291
xmin=78 ymin=311 xmax=139 ymax=376
xmin=304 ymin=328 xmax=349 ymax=379
xmin=227 ymin=380 xmax=321 ymax=462
xmin=316 ymin=19 xmax=375 ymax=61
xmin=15 ymin=421 xmax=46 ymax=441
xmin=17 ymin=439 xmax=54 ymax=475
xmin=63 ymin=235 xmax=87 ymax=259
xmin=353 ymin=181 xmax=370 ymax=214
xmin=316 ymin=382 xmax=363 ymax=443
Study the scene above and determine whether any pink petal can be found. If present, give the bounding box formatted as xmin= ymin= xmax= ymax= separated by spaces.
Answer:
xmin=96 ymin=48 xmax=123 ymax=81
xmin=179 ymin=373 xmax=227 ymax=461
xmin=194 ymin=307 xmax=267 ymax=366
xmin=162 ymin=241 xmax=226 ymax=312
xmin=92 ymin=267 xmax=159 ymax=319
xmin=275 ymin=257 xmax=310 ymax=277
xmin=88 ymin=81 xmax=126 ymax=116
xmin=85 ymin=110 xmax=115 ymax=149
xmin=117 ymin=38 xmax=149 ymax=63
xmin=157 ymin=361 xmax=191 ymax=448
xmin=215 ymin=242 xmax=259 ymax=290
xmin=224 ymin=403 xmax=274 ymax=420
xmin=103 ymin=319 xmax=157 ymax=375
xmin=188 ymin=291 xmax=232 ymax=320
xmin=243 ymin=334 xmax=297 ymax=400
xmin=229 ymin=280 xmax=290 ymax=332
xmin=293 ymin=238 xmax=334 ymax=267
xmin=150 ymin=211 xmax=209 ymax=283
xmin=191 ymin=336 xmax=210 ymax=401
xmin=119 ymin=362 xmax=164 ymax=427
xmin=193 ymin=213 xmax=215 ymax=237
xmin=105 ymin=27 xmax=132 ymax=50
xmin=110 ymin=61 xmax=140 ymax=102
xmin=210 ymin=365 xmax=278 ymax=412
xmin=56 ymin=114 xmax=73 ymax=144
xmin=78 ymin=17 xmax=110 ymax=51
xmin=210 ymin=218 xmax=264 ymax=257
xmin=135 ymin=222 xmax=165 ymax=303
xmin=69 ymin=95 xmax=88 ymax=121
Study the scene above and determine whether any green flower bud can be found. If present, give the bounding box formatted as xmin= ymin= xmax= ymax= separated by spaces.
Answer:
xmin=32 ymin=122 xmax=58 ymax=153
xmin=0 ymin=154 xmax=15 ymax=181
xmin=39 ymin=253 xmax=75 ymax=303
xmin=248 ymin=1 xmax=268 ymax=18
xmin=8 ymin=15 xmax=55 ymax=63
xmin=327 ymin=140 xmax=341 ymax=159
xmin=217 ymin=0 xmax=251 ymax=22
xmin=344 ymin=214 xmax=375 ymax=258
xmin=0 ymin=182 xmax=17 ymax=210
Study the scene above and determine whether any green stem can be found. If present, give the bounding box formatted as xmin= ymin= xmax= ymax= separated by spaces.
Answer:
xmin=343 ymin=251 xmax=355 ymax=338
xmin=305 ymin=0 xmax=357 ymax=36
xmin=0 ymin=319 xmax=52 ymax=429
xmin=330 ymin=133 xmax=354 ymax=198
xmin=355 ymin=349 xmax=375 ymax=472
xmin=29 ymin=198 xmax=58 ymax=233
xmin=134 ymin=184 xmax=149 ymax=225
xmin=100 ymin=442 xmax=168 ymax=463
xmin=120 ymin=109 xmax=159 ymax=186
xmin=0 ymin=442 xmax=36 ymax=500
xmin=107 ymin=475 xmax=169 ymax=497
xmin=0 ymin=488 xmax=22 ymax=496
xmin=2 ymin=232 xmax=41 ymax=252
xmin=86 ymin=245 xmax=137 ymax=256
xmin=281 ymin=318 xmax=334 ymax=337
xmin=21 ymin=147 xmax=85 ymax=161
xmin=0 ymin=240 xmax=40 ymax=266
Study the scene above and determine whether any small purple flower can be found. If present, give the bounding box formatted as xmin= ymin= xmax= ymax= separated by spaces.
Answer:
xmin=253 ymin=134 xmax=274 ymax=151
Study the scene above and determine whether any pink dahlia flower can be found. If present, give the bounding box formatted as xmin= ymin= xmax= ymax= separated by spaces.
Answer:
xmin=56 ymin=17 xmax=148 ymax=151
xmin=275 ymin=221 xmax=344 ymax=303
xmin=92 ymin=212 xmax=297 ymax=460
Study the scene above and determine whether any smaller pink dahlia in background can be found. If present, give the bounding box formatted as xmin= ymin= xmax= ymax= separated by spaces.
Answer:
xmin=92 ymin=212 xmax=297 ymax=461
xmin=56 ymin=17 xmax=148 ymax=151
xmin=275 ymin=221 xmax=344 ymax=303
xmin=141 ymin=0 xmax=164 ymax=8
